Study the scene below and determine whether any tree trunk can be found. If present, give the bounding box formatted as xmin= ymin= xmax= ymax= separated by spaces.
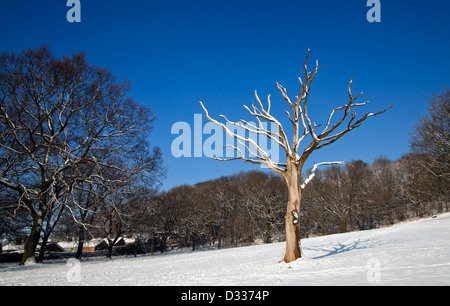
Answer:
xmin=284 ymin=169 xmax=302 ymax=263
xmin=106 ymin=238 xmax=115 ymax=259
xmin=192 ymin=235 xmax=196 ymax=251
xmin=37 ymin=234 xmax=49 ymax=263
xmin=107 ymin=243 xmax=113 ymax=259
xmin=385 ymin=202 xmax=394 ymax=225
xmin=75 ymin=226 xmax=85 ymax=259
xmin=160 ymin=235 xmax=167 ymax=253
xmin=20 ymin=217 xmax=42 ymax=265
xmin=340 ymin=217 xmax=348 ymax=233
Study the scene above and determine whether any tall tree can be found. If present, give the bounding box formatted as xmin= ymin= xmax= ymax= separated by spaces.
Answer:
xmin=0 ymin=46 xmax=164 ymax=264
xmin=200 ymin=50 xmax=391 ymax=262
xmin=318 ymin=161 xmax=371 ymax=233
xmin=371 ymin=157 xmax=399 ymax=224
xmin=242 ymin=171 xmax=285 ymax=244
xmin=397 ymin=153 xmax=435 ymax=218
xmin=410 ymin=87 xmax=450 ymax=206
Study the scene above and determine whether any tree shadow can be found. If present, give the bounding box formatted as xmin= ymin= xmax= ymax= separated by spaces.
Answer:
xmin=305 ymin=238 xmax=381 ymax=259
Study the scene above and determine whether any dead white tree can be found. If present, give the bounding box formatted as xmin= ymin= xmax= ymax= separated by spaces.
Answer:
xmin=200 ymin=50 xmax=391 ymax=262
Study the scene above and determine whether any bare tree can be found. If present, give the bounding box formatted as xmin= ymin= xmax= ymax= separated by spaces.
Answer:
xmin=0 ymin=46 xmax=164 ymax=264
xmin=410 ymin=87 xmax=449 ymax=211
xmin=152 ymin=187 xmax=187 ymax=253
xmin=200 ymin=50 xmax=391 ymax=262
xmin=210 ymin=177 xmax=240 ymax=248
xmin=397 ymin=153 xmax=436 ymax=218
xmin=410 ymin=87 xmax=450 ymax=181
xmin=242 ymin=171 xmax=285 ymax=244
xmin=318 ymin=161 xmax=371 ymax=233
xmin=371 ymin=157 xmax=400 ymax=224
xmin=343 ymin=160 xmax=372 ymax=231
xmin=320 ymin=166 xmax=350 ymax=233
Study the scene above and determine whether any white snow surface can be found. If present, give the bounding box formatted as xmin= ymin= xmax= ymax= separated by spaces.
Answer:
xmin=1 ymin=213 xmax=449 ymax=286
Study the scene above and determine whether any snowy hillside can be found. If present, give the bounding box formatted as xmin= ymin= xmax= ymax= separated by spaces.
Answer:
xmin=1 ymin=213 xmax=449 ymax=286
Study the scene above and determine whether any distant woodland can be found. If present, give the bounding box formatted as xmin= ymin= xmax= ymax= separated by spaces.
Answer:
xmin=4 ymin=153 xmax=447 ymax=260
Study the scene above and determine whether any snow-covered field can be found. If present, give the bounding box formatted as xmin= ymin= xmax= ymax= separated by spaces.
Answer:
xmin=1 ymin=213 xmax=449 ymax=286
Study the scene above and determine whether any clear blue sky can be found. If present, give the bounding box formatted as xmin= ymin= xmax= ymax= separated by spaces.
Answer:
xmin=1 ymin=0 xmax=449 ymax=190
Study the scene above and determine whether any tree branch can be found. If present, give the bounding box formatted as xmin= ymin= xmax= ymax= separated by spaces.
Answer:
xmin=301 ymin=161 xmax=344 ymax=190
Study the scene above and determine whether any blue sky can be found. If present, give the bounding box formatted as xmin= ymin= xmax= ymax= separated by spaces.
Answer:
xmin=1 ymin=0 xmax=449 ymax=190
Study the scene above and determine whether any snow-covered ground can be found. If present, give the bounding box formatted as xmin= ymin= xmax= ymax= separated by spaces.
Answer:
xmin=1 ymin=213 xmax=449 ymax=286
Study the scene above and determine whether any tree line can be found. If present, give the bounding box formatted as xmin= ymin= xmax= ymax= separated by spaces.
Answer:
xmin=48 ymin=153 xmax=449 ymax=258
xmin=22 ymin=153 xmax=441 ymax=261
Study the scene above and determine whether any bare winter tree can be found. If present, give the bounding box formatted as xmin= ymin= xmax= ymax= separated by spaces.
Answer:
xmin=200 ymin=50 xmax=391 ymax=262
xmin=397 ymin=153 xmax=436 ymax=218
xmin=242 ymin=171 xmax=285 ymax=244
xmin=318 ymin=161 xmax=371 ymax=233
xmin=210 ymin=177 xmax=240 ymax=248
xmin=0 ymin=46 xmax=164 ymax=264
xmin=371 ymin=157 xmax=400 ymax=225
xmin=410 ymin=87 xmax=450 ymax=182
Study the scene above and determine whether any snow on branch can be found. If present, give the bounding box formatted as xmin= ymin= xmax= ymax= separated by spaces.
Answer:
xmin=199 ymin=100 xmax=285 ymax=174
xmin=199 ymin=49 xmax=391 ymax=188
xmin=301 ymin=161 xmax=344 ymax=190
